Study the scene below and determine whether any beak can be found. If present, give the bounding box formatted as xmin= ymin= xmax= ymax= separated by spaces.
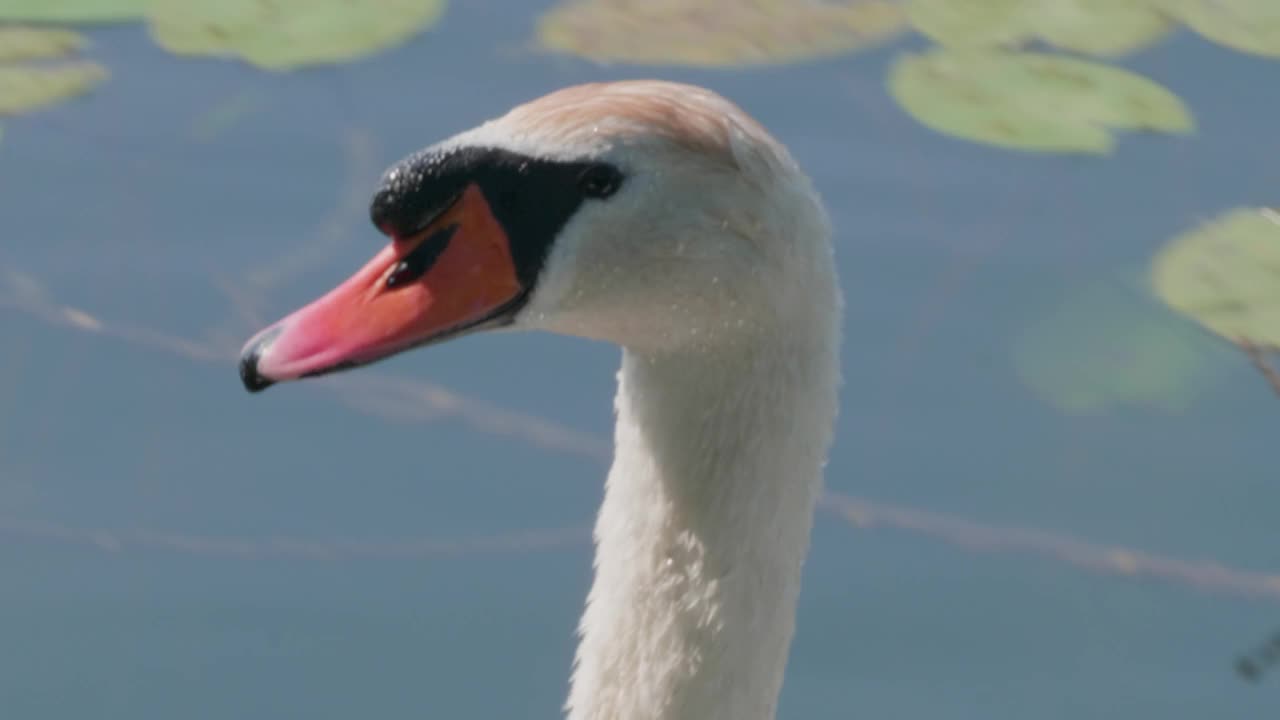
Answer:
xmin=239 ymin=184 xmax=525 ymax=393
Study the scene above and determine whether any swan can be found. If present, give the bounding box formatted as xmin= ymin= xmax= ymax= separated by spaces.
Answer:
xmin=238 ymin=80 xmax=842 ymax=720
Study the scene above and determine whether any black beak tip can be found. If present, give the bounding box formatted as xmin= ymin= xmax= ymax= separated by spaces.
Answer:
xmin=238 ymin=345 xmax=275 ymax=394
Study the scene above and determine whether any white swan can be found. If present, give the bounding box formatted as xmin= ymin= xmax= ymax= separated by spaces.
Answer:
xmin=239 ymin=80 xmax=842 ymax=720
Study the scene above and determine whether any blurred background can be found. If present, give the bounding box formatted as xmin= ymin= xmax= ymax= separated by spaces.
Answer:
xmin=1 ymin=1 xmax=1278 ymax=717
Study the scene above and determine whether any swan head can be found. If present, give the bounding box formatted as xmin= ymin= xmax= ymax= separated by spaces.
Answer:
xmin=239 ymin=80 xmax=834 ymax=393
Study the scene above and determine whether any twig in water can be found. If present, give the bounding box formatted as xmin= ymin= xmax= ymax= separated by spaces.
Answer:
xmin=5 ymin=263 xmax=1280 ymax=607
xmin=1239 ymin=339 xmax=1280 ymax=398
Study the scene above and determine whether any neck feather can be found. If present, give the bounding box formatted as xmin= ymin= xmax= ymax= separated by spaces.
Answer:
xmin=565 ymin=320 xmax=840 ymax=720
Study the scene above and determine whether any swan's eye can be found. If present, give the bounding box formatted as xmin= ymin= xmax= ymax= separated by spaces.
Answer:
xmin=386 ymin=224 xmax=457 ymax=289
xmin=578 ymin=164 xmax=623 ymax=199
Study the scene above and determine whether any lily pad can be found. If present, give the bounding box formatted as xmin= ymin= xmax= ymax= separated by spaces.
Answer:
xmin=0 ymin=0 xmax=149 ymax=23
xmin=537 ymin=0 xmax=908 ymax=68
xmin=0 ymin=62 xmax=107 ymax=116
xmin=1163 ymin=0 xmax=1280 ymax=58
xmin=1014 ymin=276 xmax=1225 ymax=414
xmin=1151 ymin=207 xmax=1280 ymax=347
xmin=147 ymin=0 xmax=448 ymax=71
xmin=0 ymin=27 xmax=85 ymax=61
xmin=0 ymin=28 xmax=103 ymax=146
xmin=907 ymin=0 xmax=1174 ymax=57
xmin=888 ymin=49 xmax=1194 ymax=154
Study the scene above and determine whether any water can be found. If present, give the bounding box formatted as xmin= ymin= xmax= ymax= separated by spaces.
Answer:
xmin=2 ymin=3 xmax=1279 ymax=718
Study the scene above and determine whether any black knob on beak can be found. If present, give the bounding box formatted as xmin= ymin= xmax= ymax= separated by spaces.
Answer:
xmin=238 ymin=327 xmax=280 ymax=393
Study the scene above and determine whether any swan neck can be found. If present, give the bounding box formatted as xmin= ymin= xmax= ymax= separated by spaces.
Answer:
xmin=566 ymin=332 xmax=839 ymax=720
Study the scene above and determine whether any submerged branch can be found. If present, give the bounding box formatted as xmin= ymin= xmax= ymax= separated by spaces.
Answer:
xmin=3 ymin=264 xmax=1279 ymax=605
xmin=0 ymin=518 xmax=589 ymax=559
xmin=1239 ymin=340 xmax=1280 ymax=398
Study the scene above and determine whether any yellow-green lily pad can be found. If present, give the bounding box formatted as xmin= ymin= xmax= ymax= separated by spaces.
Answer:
xmin=0 ymin=62 xmax=107 ymax=116
xmin=1151 ymin=207 xmax=1280 ymax=348
xmin=907 ymin=0 xmax=1174 ymax=57
xmin=1014 ymin=277 xmax=1225 ymax=414
xmin=537 ymin=0 xmax=908 ymax=68
xmin=1163 ymin=0 xmax=1280 ymax=58
xmin=888 ymin=49 xmax=1194 ymax=154
xmin=0 ymin=27 xmax=85 ymax=61
xmin=147 ymin=0 xmax=448 ymax=71
xmin=0 ymin=0 xmax=149 ymax=23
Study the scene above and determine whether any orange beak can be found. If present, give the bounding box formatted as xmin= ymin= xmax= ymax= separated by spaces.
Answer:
xmin=239 ymin=184 xmax=523 ymax=392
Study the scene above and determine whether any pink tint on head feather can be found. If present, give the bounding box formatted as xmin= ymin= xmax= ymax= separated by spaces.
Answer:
xmin=494 ymin=80 xmax=795 ymax=174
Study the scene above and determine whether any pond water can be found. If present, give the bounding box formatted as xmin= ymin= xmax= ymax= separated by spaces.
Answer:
xmin=2 ymin=2 xmax=1279 ymax=718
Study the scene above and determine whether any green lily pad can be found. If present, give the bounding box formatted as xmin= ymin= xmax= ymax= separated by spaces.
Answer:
xmin=1163 ymin=0 xmax=1280 ymax=58
xmin=0 ymin=62 xmax=107 ymax=116
xmin=537 ymin=0 xmax=908 ymax=68
xmin=1151 ymin=207 xmax=1280 ymax=348
xmin=0 ymin=27 xmax=86 ymax=61
xmin=1014 ymin=276 xmax=1225 ymax=414
xmin=147 ymin=0 xmax=448 ymax=71
xmin=907 ymin=0 xmax=1174 ymax=57
xmin=888 ymin=49 xmax=1194 ymax=154
xmin=0 ymin=29 xmax=102 ymax=143
xmin=0 ymin=0 xmax=149 ymax=23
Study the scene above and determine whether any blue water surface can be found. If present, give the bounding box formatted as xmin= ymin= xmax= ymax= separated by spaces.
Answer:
xmin=2 ymin=3 xmax=1279 ymax=718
